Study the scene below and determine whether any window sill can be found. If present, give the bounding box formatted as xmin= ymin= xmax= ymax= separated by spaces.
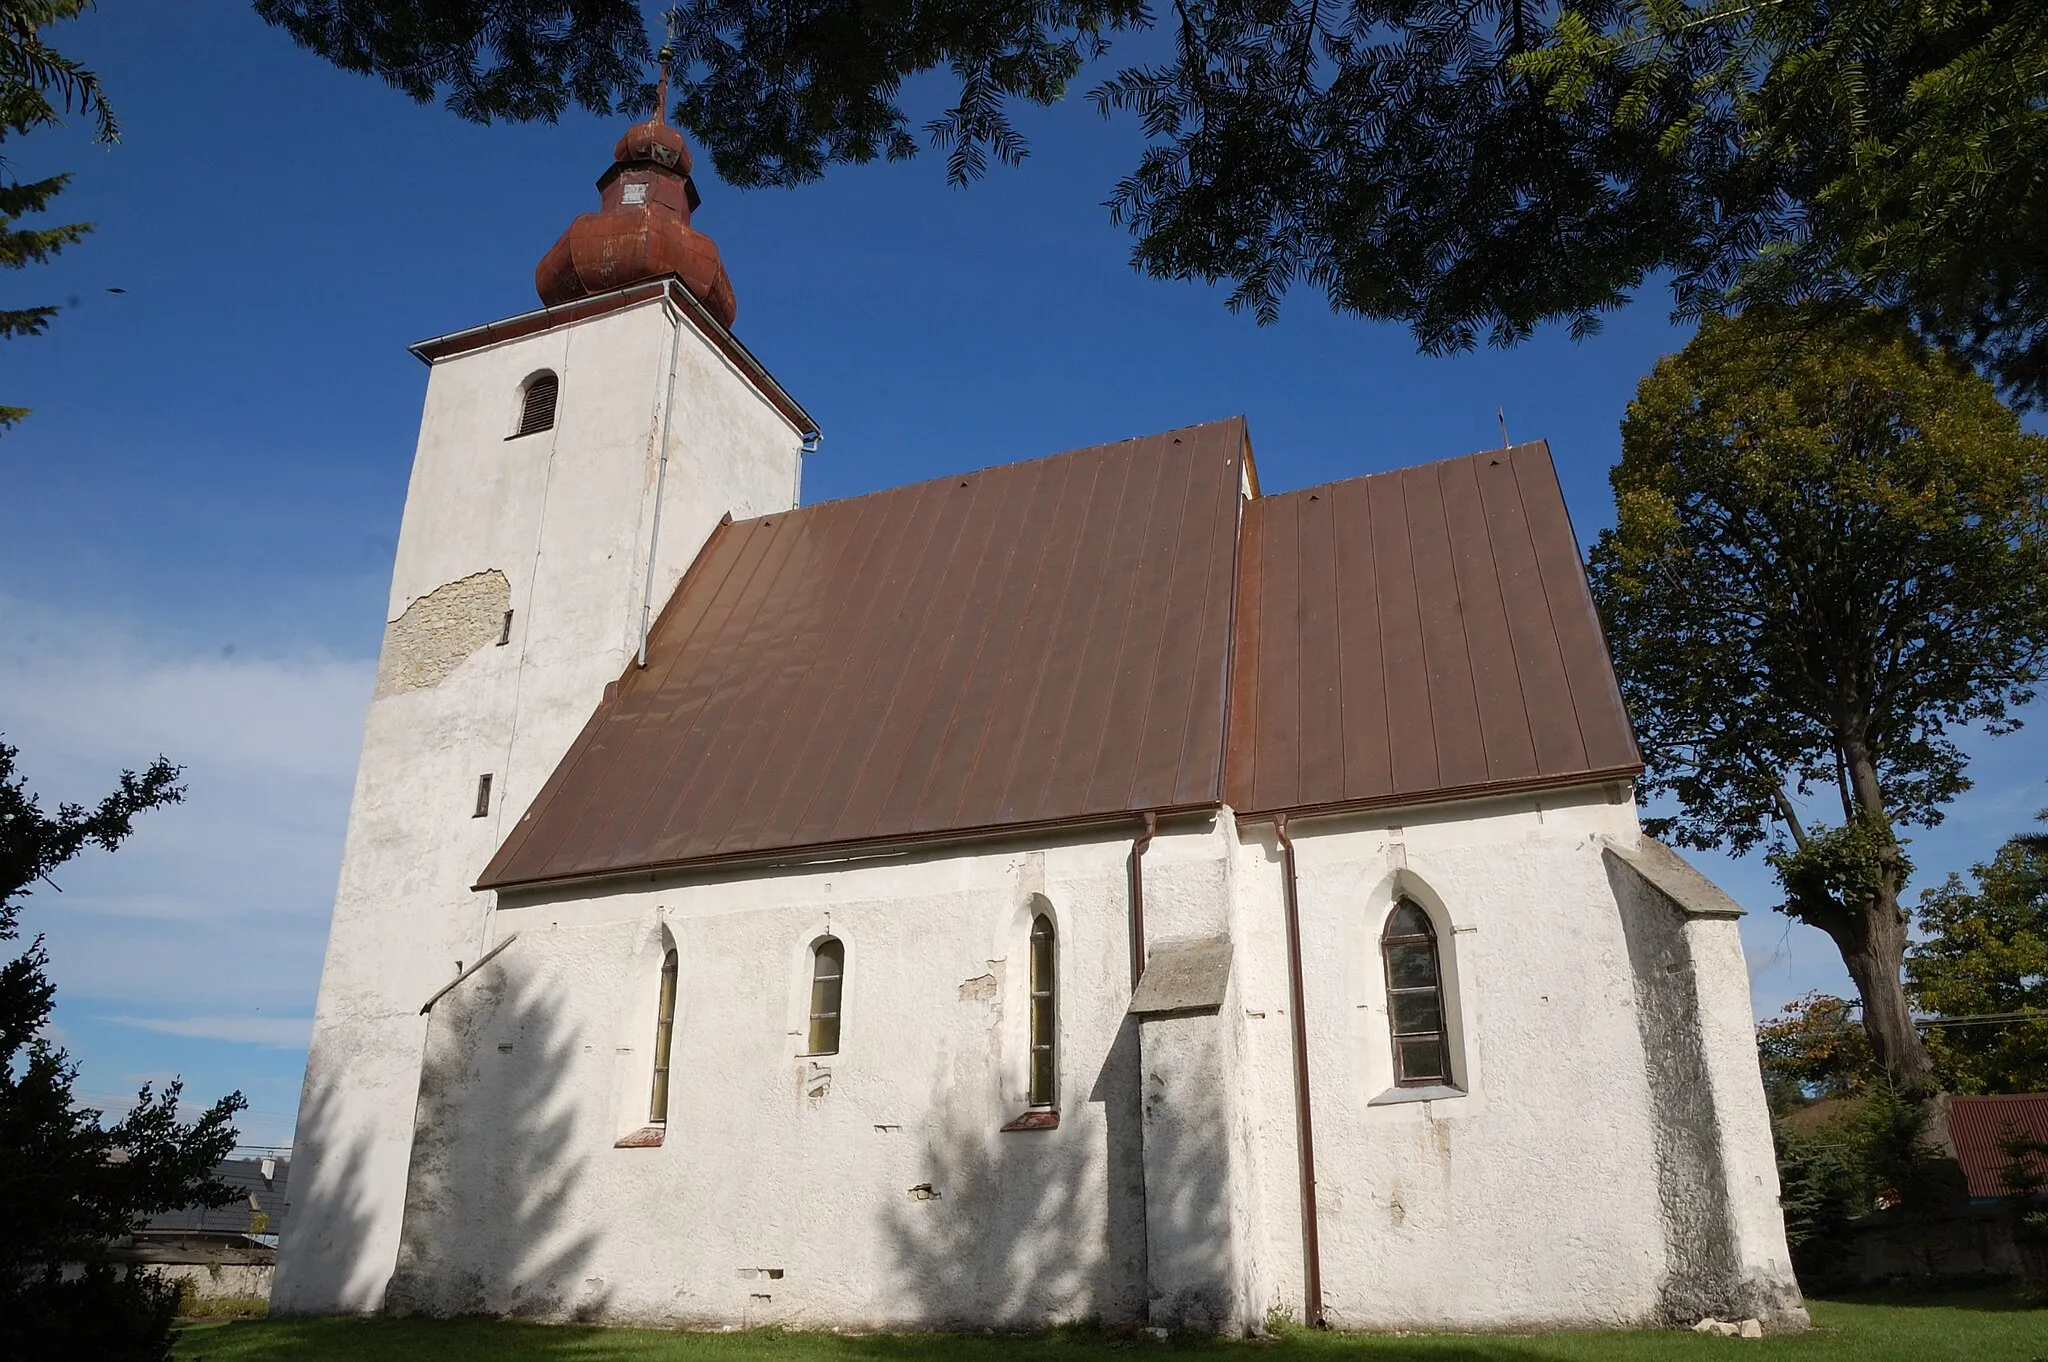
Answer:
xmin=1367 ymin=1084 xmax=1466 ymax=1107
xmin=614 ymin=1125 xmax=665 ymax=1148
xmin=1000 ymin=1108 xmax=1060 ymax=1133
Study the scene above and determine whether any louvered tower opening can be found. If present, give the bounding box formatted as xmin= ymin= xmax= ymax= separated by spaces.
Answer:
xmin=514 ymin=373 xmax=559 ymax=437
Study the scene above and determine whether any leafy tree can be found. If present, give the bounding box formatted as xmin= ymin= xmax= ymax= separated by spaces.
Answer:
xmin=1 ymin=0 xmax=116 ymax=431
xmin=1909 ymin=814 xmax=2048 ymax=1094
xmin=1589 ymin=302 xmax=2048 ymax=1096
xmin=1772 ymin=1117 xmax=1863 ymax=1290
xmin=255 ymin=2 xmax=2048 ymax=401
xmin=0 ymin=739 xmax=245 ymax=1362
xmin=1758 ymin=991 xmax=1875 ymax=1109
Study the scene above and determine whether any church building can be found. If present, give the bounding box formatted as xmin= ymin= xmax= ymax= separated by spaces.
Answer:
xmin=271 ymin=85 xmax=1807 ymax=1335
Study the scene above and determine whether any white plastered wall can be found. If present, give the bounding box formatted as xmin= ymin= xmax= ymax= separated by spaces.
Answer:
xmin=272 ymin=292 xmax=806 ymax=1314
xmin=1228 ymin=783 xmax=1788 ymax=1332
xmin=381 ymin=824 xmax=1226 ymax=1327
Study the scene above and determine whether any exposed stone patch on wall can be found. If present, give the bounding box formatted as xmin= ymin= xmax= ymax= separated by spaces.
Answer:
xmin=375 ymin=571 xmax=511 ymax=699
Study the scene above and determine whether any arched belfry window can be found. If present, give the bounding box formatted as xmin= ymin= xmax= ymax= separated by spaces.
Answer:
xmin=513 ymin=371 xmax=558 ymax=438
xmin=1383 ymin=899 xmax=1450 ymax=1088
xmin=808 ymin=937 xmax=844 ymax=1056
xmin=649 ymin=946 xmax=678 ymax=1124
xmin=1028 ymin=915 xmax=1056 ymax=1106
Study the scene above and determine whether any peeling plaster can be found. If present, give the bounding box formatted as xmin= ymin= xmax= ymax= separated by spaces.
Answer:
xmin=374 ymin=570 xmax=511 ymax=698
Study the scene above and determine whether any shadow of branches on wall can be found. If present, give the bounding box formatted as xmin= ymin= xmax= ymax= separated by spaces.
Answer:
xmin=383 ymin=945 xmax=605 ymax=1320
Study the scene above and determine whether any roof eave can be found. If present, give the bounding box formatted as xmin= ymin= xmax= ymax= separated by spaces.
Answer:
xmin=476 ymin=803 xmax=1222 ymax=897
xmin=1234 ymin=765 xmax=1644 ymax=829
xmin=407 ymin=277 xmax=819 ymax=439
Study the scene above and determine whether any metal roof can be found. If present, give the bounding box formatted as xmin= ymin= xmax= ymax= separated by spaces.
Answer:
xmin=1226 ymin=441 xmax=1640 ymax=815
xmin=479 ymin=424 xmax=1640 ymax=891
xmin=140 ymin=1154 xmax=290 ymax=1241
xmin=480 ymin=419 xmax=1248 ymax=888
xmin=1946 ymin=1093 xmax=2048 ymax=1198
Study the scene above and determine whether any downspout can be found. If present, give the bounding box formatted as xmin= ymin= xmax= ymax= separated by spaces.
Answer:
xmin=1274 ymin=814 xmax=1325 ymax=1327
xmin=796 ymin=430 xmax=820 ymax=509
xmin=1127 ymin=811 xmax=1157 ymax=990
xmin=636 ymin=296 xmax=685 ymax=668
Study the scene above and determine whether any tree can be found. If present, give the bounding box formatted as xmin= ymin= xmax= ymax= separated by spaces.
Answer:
xmin=1909 ymin=814 xmax=2048 ymax=1094
xmin=1 ymin=0 xmax=116 ymax=431
xmin=1772 ymin=1117 xmax=1863 ymax=1290
xmin=1758 ymin=992 xmax=1875 ymax=1109
xmin=1589 ymin=302 xmax=2048 ymax=1096
xmin=254 ymin=2 xmax=2048 ymax=402
xmin=0 ymin=739 xmax=244 ymax=1362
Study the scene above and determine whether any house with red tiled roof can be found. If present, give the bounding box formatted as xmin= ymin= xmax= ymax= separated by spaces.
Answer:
xmin=271 ymin=87 xmax=1805 ymax=1336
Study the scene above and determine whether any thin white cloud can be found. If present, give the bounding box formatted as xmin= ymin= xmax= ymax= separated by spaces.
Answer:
xmin=104 ymin=1014 xmax=315 ymax=1049
xmin=0 ymin=594 xmax=371 ymax=1070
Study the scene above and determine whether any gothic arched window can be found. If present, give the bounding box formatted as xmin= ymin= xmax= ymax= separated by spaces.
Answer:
xmin=807 ymin=937 xmax=844 ymax=1055
xmin=1382 ymin=899 xmax=1450 ymax=1088
xmin=513 ymin=371 xmax=558 ymax=437
xmin=1029 ymin=914 xmax=1056 ymax=1106
xmin=649 ymin=946 xmax=678 ymax=1123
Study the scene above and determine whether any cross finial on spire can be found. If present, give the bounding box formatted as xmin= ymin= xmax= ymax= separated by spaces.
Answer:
xmin=654 ymin=13 xmax=677 ymax=124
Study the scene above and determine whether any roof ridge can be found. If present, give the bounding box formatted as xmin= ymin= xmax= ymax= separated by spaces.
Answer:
xmin=731 ymin=417 xmax=1249 ymax=525
xmin=1261 ymin=438 xmax=1555 ymax=503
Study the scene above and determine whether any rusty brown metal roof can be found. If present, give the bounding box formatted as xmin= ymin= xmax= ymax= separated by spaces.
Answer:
xmin=479 ymin=426 xmax=1640 ymax=891
xmin=478 ymin=419 xmax=1249 ymax=889
xmin=1225 ymin=441 xmax=1640 ymax=816
xmin=1946 ymin=1093 xmax=2048 ymax=1198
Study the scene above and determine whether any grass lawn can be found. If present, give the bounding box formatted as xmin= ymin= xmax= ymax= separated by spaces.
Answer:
xmin=173 ymin=1292 xmax=2046 ymax=1362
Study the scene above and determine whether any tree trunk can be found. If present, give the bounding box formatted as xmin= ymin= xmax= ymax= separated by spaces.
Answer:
xmin=1834 ymin=740 xmax=1940 ymax=1095
xmin=1824 ymin=891 xmax=1936 ymax=1095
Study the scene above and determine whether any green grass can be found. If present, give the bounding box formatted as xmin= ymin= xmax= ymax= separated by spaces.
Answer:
xmin=174 ymin=1294 xmax=2048 ymax=1362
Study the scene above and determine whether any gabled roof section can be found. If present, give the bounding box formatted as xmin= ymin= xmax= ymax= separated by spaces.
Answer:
xmin=478 ymin=419 xmax=1247 ymax=889
xmin=1226 ymin=441 xmax=1640 ymax=816
xmin=479 ymin=425 xmax=1642 ymax=892
xmin=1946 ymin=1093 xmax=2048 ymax=1198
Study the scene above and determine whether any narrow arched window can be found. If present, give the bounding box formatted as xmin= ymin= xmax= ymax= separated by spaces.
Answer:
xmin=649 ymin=947 xmax=678 ymax=1123
xmin=1029 ymin=915 xmax=1056 ymax=1106
xmin=513 ymin=372 xmax=558 ymax=437
xmin=1383 ymin=899 xmax=1450 ymax=1087
xmin=807 ymin=937 xmax=844 ymax=1055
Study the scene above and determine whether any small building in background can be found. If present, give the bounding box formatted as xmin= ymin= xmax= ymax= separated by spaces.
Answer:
xmin=114 ymin=1153 xmax=290 ymax=1302
xmin=1849 ymin=1093 xmax=2048 ymax=1283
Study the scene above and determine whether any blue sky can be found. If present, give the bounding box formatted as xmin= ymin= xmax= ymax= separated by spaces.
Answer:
xmin=5 ymin=2 xmax=2042 ymax=1149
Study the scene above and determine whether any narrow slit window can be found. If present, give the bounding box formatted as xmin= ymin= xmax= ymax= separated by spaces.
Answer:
xmin=472 ymin=773 xmax=492 ymax=819
xmin=808 ymin=937 xmax=844 ymax=1055
xmin=497 ymin=609 xmax=513 ymax=646
xmin=650 ymin=947 xmax=678 ymax=1123
xmin=1383 ymin=899 xmax=1450 ymax=1087
xmin=1029 ymin=915 xmax=1056 ymax=1106
xmin=513 ymin=372 xmax=558 ymax=438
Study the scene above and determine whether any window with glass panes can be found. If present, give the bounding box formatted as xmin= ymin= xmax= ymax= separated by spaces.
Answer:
xmin=808 ymin=937 xmax=844 ymax=1055
xmin=1028 ymin=915 xmax=1056 ymax=1106
xmin=649 ymin=947 xmax=678 ymax=1123
xmin=1382 ymin=899 xmax=1450 ymax=1087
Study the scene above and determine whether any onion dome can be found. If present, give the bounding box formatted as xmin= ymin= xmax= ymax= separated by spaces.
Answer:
xmin=534 ymin=50 xmax=737 ymax=329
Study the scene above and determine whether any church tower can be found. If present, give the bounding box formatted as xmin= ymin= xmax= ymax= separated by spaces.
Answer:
xmin=272 ymin=66 xmax=816 ymax=1312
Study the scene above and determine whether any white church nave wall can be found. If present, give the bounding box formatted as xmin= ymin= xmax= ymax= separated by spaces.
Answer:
xmin=1231 ymin=788 xmax=1801 ymax=1331
xmin=386 ymin=826 xmax=1204 ymax=1327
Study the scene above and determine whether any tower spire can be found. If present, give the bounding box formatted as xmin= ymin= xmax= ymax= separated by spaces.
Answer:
xmin=654 ymin=17 xmax=674 ymax=125
xmin=531 ymin=26 xmax=737 ymax=329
